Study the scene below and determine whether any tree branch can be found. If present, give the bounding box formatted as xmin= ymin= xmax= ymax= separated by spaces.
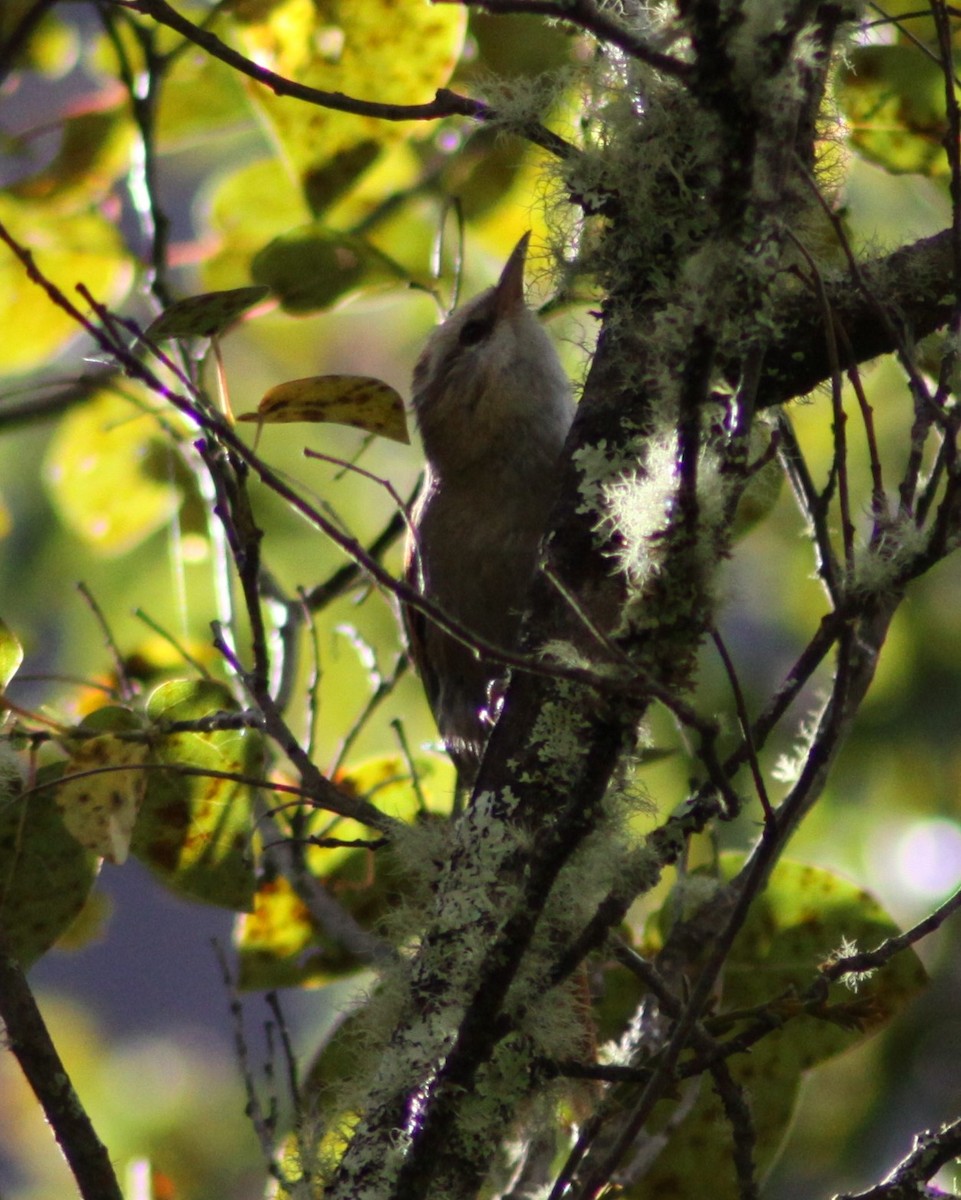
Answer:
xmin=755 ymin=229 xmax=956 ymax=407
xmin=439 ymin=0 xmax=693 ymax=79
xmin=835 ymin=1118 xmax=961 ymax=1200
xmin=115 ymin=0 xmax=576 ymax=159
xmin=0 ymin=935 xmax=123 ymax=1200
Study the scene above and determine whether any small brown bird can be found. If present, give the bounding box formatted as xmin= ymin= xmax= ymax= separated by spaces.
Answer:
xmin=405 ymin=233 xmax=574 ymax=784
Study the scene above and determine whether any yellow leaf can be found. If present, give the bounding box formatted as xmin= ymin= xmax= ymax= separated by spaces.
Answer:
xmin=230 ymin=0 xmax=466 ymax=207
xmin=0 ymin=195 xmax=133 ymax=377
xmin=240 ymin=374 xmax=409 ymax=443
xmin=44 ymin=388 xmax=184 ymax=555
xmin=57 ymin=735 xmax=149 ymax=865
xmin=0 ymin=619 xmax=23 ymax=691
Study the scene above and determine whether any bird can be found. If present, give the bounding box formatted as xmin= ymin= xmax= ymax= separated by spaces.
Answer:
xmin=404 ymin=232 xmax=575 ymax=786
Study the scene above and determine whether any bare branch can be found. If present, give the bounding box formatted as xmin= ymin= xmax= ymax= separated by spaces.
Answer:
xmin=835 ymin=1117 xmax=961 ymax=1200
xmin=0 ymin=934 xmax=124 ymax=1200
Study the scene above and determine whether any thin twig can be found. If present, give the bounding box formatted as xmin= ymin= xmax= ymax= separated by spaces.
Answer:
xmin=821 ymin=882 xmax=961 ymax=984
xmin=710 ymin=627 xmax=772 ymax=820
xmin=776 ymin=411 xmax=842 ymax=606
xmin=390 ymin=714 xmax=431 ymax=816
xmin=76 ymin=581 xmax=136 ymax=701
xmin=835 ymin=1116 xmax=961 ymax=1200
xmin=265 ymin=991 xmax=302 ymax=1120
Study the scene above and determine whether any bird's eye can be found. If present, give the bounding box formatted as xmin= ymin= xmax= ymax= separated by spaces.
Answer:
xmin=459 ymin=316 xmax=492 ymax=346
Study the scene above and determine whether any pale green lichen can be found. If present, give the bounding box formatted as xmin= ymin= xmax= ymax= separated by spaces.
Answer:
xmin=529 ymin=696 xmax=593 ymax=769
xmin=851 ymin=518 xmax=932 ymax=595
xmin=572 ymin=437 xmax=647 ymax=516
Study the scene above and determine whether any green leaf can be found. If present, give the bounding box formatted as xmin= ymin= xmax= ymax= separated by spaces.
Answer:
xmin=132 ymin=680 xmax=260 ymax=911
xmin=251 ymin=225 xmax=404 ymax=312
xmin=302 ymin=140 xmax=382 ymax=218
xmin=0 ymin=619 xmax=24 ymax=691
xmin=860 ymin=0 xmax=961 ymax=51
xmin=145 ymin=285 xmax=269 ymax=340
xmin=44 ymin=388 xmax=184 ymax=556
xmin=627 ymin=857 xmax=927 ymax=1200
xmin=0 ymin=767 xmax=99 ymax=969
xmin=838 ymin=45 xmax=950 ymax=177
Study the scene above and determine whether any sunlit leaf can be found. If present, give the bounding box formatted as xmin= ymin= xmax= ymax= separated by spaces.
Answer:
xmin=234 ymin=874 xmax=329 ymax=989
xmin=57 ymin=734 xmax=149 ymax=865
xmin=251 ymin=225 xmax=404 ymax=311
xmin=132 ymin=680 xmax=260 ymax=911
xmin=0 ymin=767 xmax=99 ymax=969
xmin=145 ymin=285 xmax=269 ymax=340
xmin=838 ymin=45 xmax=949 ymax=177
xmin=0 ymin=194 xmax=133 ymax=377
xmin=44 ymin=389 xmax=184 ymax=556
xmin=156 ymin=48 xmax=253 ymax=149
xmin=199 ymin=157 xmax=312 ymax=292
xmin=0 ymin=620 xmax=23 ymax=691
xmin=14 ymin=12 xmax=79 ymax=77
xmin=229 ymin=0 xmax=466 ymax=209
xmin=628 ymin=858 xmax=927 ymax=1199
xmin=240 ymin=374 xmax=409 ymax=444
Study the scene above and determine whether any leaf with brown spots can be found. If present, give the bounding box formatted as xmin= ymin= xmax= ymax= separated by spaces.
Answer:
xmin=240 ymin=374 xmax=409 ymax=443
xmin=145 ymin=286 xmax=269 ymax=340
xmin=232 ymin=0 xmax=466 ymax=205
xmin=56 ymin=733 xmax=149 ymax=864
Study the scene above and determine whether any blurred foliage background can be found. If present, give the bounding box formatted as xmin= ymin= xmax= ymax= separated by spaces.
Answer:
xmin=1 ymin=2 xmax=961 ymax=1198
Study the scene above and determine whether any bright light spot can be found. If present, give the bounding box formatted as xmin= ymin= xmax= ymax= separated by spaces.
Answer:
xmin=179 ymin=532 xmax=209 ymax=564
xmin=313 ymin=26 xmax=345 ymax=63
xmin=894 ymin=818 xmax=961 ymax=901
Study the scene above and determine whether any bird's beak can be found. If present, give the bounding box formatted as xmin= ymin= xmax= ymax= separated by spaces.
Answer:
xmin=494 ymin=231 xmax=531 ymax=317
